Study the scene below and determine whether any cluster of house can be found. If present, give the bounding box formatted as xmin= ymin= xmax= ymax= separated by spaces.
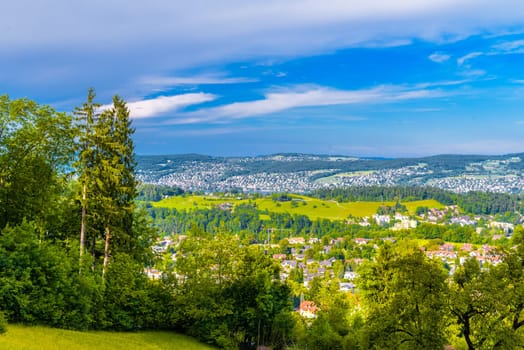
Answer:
xmin=425 ymin=242 xmax=503 ymax=270
xmin=369 ymin=213 xmax=418 ymax=230
xmin=358 ymin=206 xmax=518 ymax=240
xmin=146 ymin=203 xmax=519 ymax=320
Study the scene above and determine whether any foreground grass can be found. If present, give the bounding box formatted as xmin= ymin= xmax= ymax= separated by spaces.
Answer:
xmin=153 ymin=194 xmax=444 ymax=220
xmin=0 ymin=325 xmax=216 ymax=350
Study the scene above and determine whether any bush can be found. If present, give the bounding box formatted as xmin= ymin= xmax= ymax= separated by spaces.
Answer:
xmin=0 ymin=311 xmax=7 ymax=334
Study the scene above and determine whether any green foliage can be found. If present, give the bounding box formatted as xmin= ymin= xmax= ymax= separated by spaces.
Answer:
xmin=152 ymin=192 xmax=442 ymax=220
xmin=449 ymin=242 xmax=524 ymax=349
xmin=74 ymin=89 xmax=141 ymax=277
xmin=168 ymin=236 xmax=294 ymax=349
xmin=272 ymin=193 xmax=293 ymax=202
xmin=376 ymin=201 xmax=407 ymax=215
xmin=358 ymin=244 xmax=448 ymax=349
xmin=0 ymin=311 xmax=7 ymax=334
xmin=0 ymin=221 xmax=95 ymax=329
xmin=99 ymin=254 xmax=153 ymax=330
xmin=137 ymin=183 xmax=184 ymax=201
xmin=312 ymin=186 xmax=524 ymax=215
xmin=312 ymin=185 xmax=456 ymax=205
xmin=0 ymin=95 xmax=75 ymax=230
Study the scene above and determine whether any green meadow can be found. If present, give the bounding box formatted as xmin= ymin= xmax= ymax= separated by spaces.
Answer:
xmin=152 ymin=194 xmax=444 ymax=220
xmin=0 ymin=325 xmax=215 ymax=350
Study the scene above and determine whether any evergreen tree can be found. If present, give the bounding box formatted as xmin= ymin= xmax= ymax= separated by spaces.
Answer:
xmin=74 ymin=88 xmax=100 ymax=267
xmin=75 ymin=90 xmax=137 ymax=276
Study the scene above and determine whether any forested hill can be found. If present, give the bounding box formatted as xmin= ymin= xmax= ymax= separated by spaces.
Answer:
xmin=136 ymin=152 xmax=524 ymax=194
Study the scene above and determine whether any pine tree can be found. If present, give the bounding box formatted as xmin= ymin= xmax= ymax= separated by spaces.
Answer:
xmin=94 ymin=96 xmax=137 ymax=277
xmin=74 ymin=88 xmax=100 ymax=270
xmin=75 ymin=90 xmax=137 ymax=277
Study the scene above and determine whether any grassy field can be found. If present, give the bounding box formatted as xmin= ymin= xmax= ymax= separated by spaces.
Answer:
xmin=152 ymin=194 xmax=444 ymax=220
xmin=0 ymin=325 xmax=215 ymax=350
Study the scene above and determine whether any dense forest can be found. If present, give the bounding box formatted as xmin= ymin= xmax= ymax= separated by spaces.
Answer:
xmin=1 ymin=94 xmax=523 ymax=349
xmin=145 ymin=205 xmax=494 ymax=245
xmin=312 ymin=186 xmax=524 ymax=215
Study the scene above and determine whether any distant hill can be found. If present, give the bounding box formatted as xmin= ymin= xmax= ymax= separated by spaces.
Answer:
xmin=136 ymin=153 xmax=524 ymax=194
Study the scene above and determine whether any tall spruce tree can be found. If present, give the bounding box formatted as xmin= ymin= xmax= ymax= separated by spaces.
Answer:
xmin=95 ymin=96 xmax=137 ymax=277
xmin=74 ymin=88 xmax=100 ymax=269
xmin=75 ymin=90 xmax=137 ymax=277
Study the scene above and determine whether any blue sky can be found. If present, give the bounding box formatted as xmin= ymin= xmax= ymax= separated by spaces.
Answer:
xmin=2 ymin=1 xmax=524 ymax=157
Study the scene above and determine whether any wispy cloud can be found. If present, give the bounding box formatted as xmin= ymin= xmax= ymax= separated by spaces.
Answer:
xmin=168 ymin=84 xmax=447 ymax=124
xmin=152 ymin=126 xmax=266 ymax=137
xmin=492 ymin=39 xmax=524 ymax=52
xmin=457 ymin=51 xmax=483 ymax=66
xmin=138 ymin=74 xmax=257 ymax=89
xmin=415 ymin=80 xmax=469 ymax=88
xmin=428 ymin=52 xmax=450 ymax=63
xmin=116 ymin=93 xmax=216 ymax=119
xmin=457 ymin=39 xmax=524 ymax=67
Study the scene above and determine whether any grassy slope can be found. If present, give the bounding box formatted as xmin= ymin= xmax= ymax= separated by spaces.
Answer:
xmin=152 ymin=194 xmax=443 ymax=220
xmin=0 ymin=325 xmax=215 ymax=350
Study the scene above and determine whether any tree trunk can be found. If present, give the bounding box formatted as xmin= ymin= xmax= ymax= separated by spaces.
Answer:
xmin=102 ymin=226 xmax=111 ymax=279
xmin=79 ymin=183 xmax=86 ymax=273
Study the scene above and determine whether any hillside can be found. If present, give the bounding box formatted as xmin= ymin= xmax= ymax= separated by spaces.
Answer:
xmin=136 ymin=152 xmax=524 ymax=194
xmin=0 ymin=325 xmax=216 ymax=350
xmin=152 ymin=193 xmax=443 ymax=219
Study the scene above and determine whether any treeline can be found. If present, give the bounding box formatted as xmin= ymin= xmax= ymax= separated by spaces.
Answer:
xmin=148 ymin=204 xmax=380 ymax=242
xmin=311 ymin=186 xmax=524 ymax=215
xmin=147 ymin=205 xmax=493 ymax=245
xmin=311 ymin=186 xmax=455 ymax=204
xmin=137 ymin=183 xmax=185 ymax=201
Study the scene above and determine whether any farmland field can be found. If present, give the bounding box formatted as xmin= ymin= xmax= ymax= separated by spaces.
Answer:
xmin=0 ymin=325 xmax=215 ymax=350
xmin=152 ymin=194 xmax=444 ymax=220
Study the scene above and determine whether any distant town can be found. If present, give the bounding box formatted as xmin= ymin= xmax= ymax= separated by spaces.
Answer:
xmin=137 ymin=153 xmax=524 ymax=194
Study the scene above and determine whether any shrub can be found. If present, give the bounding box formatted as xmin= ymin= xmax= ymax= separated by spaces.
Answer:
xmin=0 ymin=311 xmax=7 ymax=334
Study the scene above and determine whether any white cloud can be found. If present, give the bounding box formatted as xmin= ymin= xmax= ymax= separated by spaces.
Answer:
xmin=169 ymin=84 xmax=446 ymax=124
xmin=153 ymin=126 xmax=268 ymax=137
xmin=415 ymin=80 xmax=469 ymax=88
xmin=138 ymin=74 xmax=256 ymax=88
xmin=109 ymin=93 xmax=216 ymax=119
xmin=457 ymin=51 xmax=484 ymax=66
xmin=492 ymin=39 xmax=524 ymax=51
xmin=428 ymin=52 xmax=450 ymax=63
xmin=3 ymin=0 xmax=524 ymax=102
xmin=3 ymin=1 xmax=524 ymax=61
xmin=457 ymin=39 xmax=524 ymax=67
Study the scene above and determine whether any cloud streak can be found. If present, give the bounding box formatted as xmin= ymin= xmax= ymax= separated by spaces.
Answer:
xmin=429 ymin=52 xmax=450 ymax=63
xmin=138 ymin=74 xmax=257 ymax=89
xmin=457 ymin=39 xmax=524 ymax=67
xmin=168 ymin=84 xmax=447 ymax=124
xmin=457 ymin=51 xmax=483 ymax=66
xmin=110 ymin=93 xmax=216 ymax=119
